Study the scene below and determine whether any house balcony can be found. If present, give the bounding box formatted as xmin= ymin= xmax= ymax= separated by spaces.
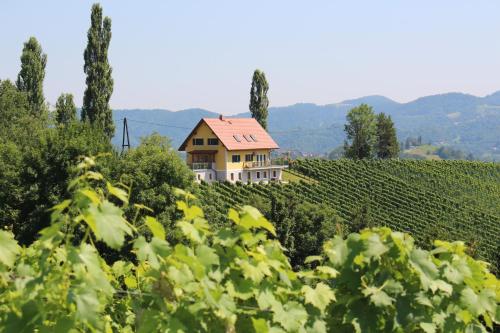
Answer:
xmin=243 ymin=160 xmax=288 ymax=169
xmin=188 ymin=162 xmax=215 ymax=170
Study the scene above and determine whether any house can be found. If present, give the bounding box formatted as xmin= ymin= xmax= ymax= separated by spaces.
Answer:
xmin=179 ymin=115 xmax=286 ymax=183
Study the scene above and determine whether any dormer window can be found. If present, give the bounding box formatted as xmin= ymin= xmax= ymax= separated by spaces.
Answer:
xmin=243 ymin=134 xmax=252 ymax=142
xmin=208 ymin=138 xmax=219 ymax=145
xmin=233 ymin=134 xmax=242 ymax=142
xmin=250 ymin=134 xmax=258 ymax=142
xmin=193 ymin=138 xmax=204 ymax=145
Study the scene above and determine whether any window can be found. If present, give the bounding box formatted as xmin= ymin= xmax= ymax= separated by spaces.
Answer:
xmin=232 ymin=154 xmax=241 ymax=163
xmin=245 ymin=154 xmax=253 ymax=162
xmin=250 ymin=134 xmax=257 ymax=142
xmin=238 ymin=172 xmax=241 ymax=180
xmin=208 ymin=138 xmax=219 ymax=145
xmin=256 ymin=171 xmax=260 ymax=179
xmin=247 ymin=172 xmax=251 ymax=181
xmin=192 ymin=138 xmax=204 ymax=146
xmin=263 ymin=171 xmax=267 ymax=178
xmin=197 ymin=174 xmax=201 ymax=180
xmin=230 ymin=173 xmax=234 ymax=181
xmin=233 ymin=134 xmax=241 ymax=142
xmin=273 ymin=170 xmax=276 ymax=178
xmin=209 ymin=173 xmax=212 ymax=180
xmin=243 ymin=134 xmax=252 ymax=142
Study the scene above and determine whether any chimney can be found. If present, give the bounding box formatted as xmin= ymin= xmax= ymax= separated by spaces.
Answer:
xmin=219 ymin=114 xmax=224 ymax=121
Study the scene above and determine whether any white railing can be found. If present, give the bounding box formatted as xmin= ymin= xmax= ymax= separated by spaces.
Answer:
xmin=189 ymin=162 xmax=214 ymax=170
xmin=243 ymin=160 xmax=288 ymax=169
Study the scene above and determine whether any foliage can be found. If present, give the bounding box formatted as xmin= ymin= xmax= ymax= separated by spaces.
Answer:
xmin=323 ymin=228 xmax=499 ymax=332
xmin=0 ymin=157 xmax=498 ymax=332
xmin=0 ymin=80 xmax=30 ymax=127
xmin=55 ymin=93 xmax=77 ymax=125
xmin=344 ymin=104 xmax=376 ymax=159
xmin=0 ymin=119 xmax=112 ymax=244
xmin=112 ymin=133 xmax=194 ymax=242
xmin=249 ymin=69 xmax=270 ymax=130
xmin=15 ymin=37 xmax=47 ymax=117
xmin=375 ymin=112 xmax=399 ymax=159
xmin=81 ymin=3 xmax=114 ymax=138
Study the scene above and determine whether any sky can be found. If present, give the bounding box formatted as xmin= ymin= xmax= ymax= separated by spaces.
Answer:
xmin=1 ymin=1 xmax=500 ymax=115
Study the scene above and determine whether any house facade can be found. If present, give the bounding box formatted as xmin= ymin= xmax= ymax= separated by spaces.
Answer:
xmin=179 ymin=116 xmax=286 ymax=183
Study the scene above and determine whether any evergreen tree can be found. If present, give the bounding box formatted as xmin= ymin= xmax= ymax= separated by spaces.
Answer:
xmin=81 ymin=3 xmax=114 ymax=138
xmin=16 ymin=37 xmax=47 ymax=116
xmin=249 ymin=69 xmax=269 ymax=130
xmin=375 ymin=112 xmax=399 ymax=159
xmin=55 ymin=93 xmax=77 ymax=125
xmin=343 ymin=104 xmax=376 ymax=159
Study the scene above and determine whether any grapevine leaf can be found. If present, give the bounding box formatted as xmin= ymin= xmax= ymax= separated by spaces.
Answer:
xmin=301 ymin=282 xmax=335 ymax=312
xmin=144 ymin=216 xmax=165 ymax=240
xmin=195 ymin=244 xmax=219 ymax=267
xmin=273 ymin=301 xmax=308 ymax=331
xmin=106 ymin=181 xmax=129 ymax=204
xmin=133 ymin=236 xmax=170 ymax=269
xmin=85 ymin=201 xmax=132 ymax=249
xmin=177 ymin=220 xmax=202 ymax=243
xmin=419 ymin=322 xmax=436 ymax=333
xmin=252 ymin=318 xmax=269 ymax=333
xmin=362 ymin=286 xmax=394 ymax=307
xmin=73 ymin=288 xmax=100 ymax=324
xmin=304 ymin=255 xmax=323 ymax=264
xmin=0 ymin=230 xmax=20 ymax=267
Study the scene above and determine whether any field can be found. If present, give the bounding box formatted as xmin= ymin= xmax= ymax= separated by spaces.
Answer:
xmin=199 ymin=159 xmax=500 ymax=270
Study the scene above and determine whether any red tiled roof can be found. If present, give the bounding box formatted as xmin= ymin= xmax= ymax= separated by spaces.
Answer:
xmin=179 ymin=117 xmax=279 ymax=151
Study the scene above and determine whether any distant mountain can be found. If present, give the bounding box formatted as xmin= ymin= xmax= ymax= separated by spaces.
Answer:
xmin=112 ymin=91 xmax=500 ymax=160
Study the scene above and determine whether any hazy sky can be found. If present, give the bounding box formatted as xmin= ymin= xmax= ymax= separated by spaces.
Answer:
xmin=1 ymin=1 xmax=499 ymax=114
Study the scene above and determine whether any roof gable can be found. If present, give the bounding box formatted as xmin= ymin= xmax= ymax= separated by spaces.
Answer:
xmin=178 ymin=117 xmax=279 ymax=151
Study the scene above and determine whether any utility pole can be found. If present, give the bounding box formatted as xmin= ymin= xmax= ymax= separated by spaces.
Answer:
xmin=121 ymin=117 xmax=130 ymax=153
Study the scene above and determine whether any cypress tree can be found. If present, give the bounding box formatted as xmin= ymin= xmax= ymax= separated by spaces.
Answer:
xmin=55 ymin=93 xmax=77 ymax=125
xmin=16 ymin=37 xmax=47 ymax=117
xmin=249 ymin=69 xmax=269 ymax=130
xmin=343 ymin=104 xmax=376 ymax=159
xmin=81 ymin=3 xmax=114 ymax=138
xmin=375 ymin=112 xmax=399 ymax=159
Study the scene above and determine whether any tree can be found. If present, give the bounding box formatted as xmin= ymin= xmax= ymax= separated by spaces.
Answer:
xmin=249 ymin=69 xmax=269 ymax=130
xmin=55 ymin=93 xmax=77 ymax=125
xmin=16 ymin=37 xmax=47 ymax=116
xmin=81 ymin=3 xmax=114 ymax=138
xmin=375 ymin=112 xmax=399 ymax=159
xmin=343 ymin=104 xmax=376 ymax=159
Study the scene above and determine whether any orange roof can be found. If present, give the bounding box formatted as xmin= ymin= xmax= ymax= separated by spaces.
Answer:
xmin=179 ymin=117 xmax=279 ymax=151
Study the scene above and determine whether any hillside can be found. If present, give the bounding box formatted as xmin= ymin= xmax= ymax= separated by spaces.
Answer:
xmin=197 ymin=160 xmax=500 ymax=271
xmin=112 ymin=91 xmax=500 ymax=160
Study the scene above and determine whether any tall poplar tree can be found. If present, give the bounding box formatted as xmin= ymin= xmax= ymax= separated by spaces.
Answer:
xmin=81 ymin=3 xmax=114 ymax=138
xmin=343 ymin=104 xmax=376 ymax=159
xmin=16 ymin=37 xmax=47 ymax=117
xmin=55 ymin=93 xmax=77 ymax=125
xmin=375 ymin=112 xmax=399 ymax=159
xmin=249 ymin=69 xmax=269 ymax=130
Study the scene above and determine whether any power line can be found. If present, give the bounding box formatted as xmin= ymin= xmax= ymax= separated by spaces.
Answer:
xmin=116 ymin=117 xmax=336 ymax=134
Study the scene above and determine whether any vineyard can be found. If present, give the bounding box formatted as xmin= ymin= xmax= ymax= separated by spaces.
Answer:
xmin=198 ymin=159 xmax=500 ymax=270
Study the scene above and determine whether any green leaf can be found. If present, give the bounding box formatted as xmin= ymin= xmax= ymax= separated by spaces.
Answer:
xmin=195 ymin=244 xmax=219 ymax=267
xmin=304 ymin=255 xmax=323 ymax=264
xmin=302 ymin=282 xmax=336 ymax=312
xmin=133 ymin=236 xmax=170 ymax=269
xmin=420 ymin=322 xmax=436 ymax=333
xmin=362 ymin=286 xmax=394 ymax=307
xmin=238 ymin=206 xmax=276 ymax=236
xmin=0 ymin=230 xmax=20 ymax=267
xmin=177 ymin=220 xmax=202 ymax=243
xmin=73 ymin=288 xmax=100 ymax=324
xmin=273 ymin=301 xmax=308 ymax=331
xmin=106 ymin=181 xmax=129 ymax=204
xmin=252 ymin=318 xmax=269 ymax=333
xmin=144 ymin=216 xmax=165 ymax=240
xmin=84 ymin=201 xmax=132 ymax=249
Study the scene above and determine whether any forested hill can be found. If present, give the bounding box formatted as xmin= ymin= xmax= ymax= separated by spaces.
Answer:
xmin=112 ymin=91 xmax=500 ymax=160
xmin=197 ymin=159 xmax=500 ymax=272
